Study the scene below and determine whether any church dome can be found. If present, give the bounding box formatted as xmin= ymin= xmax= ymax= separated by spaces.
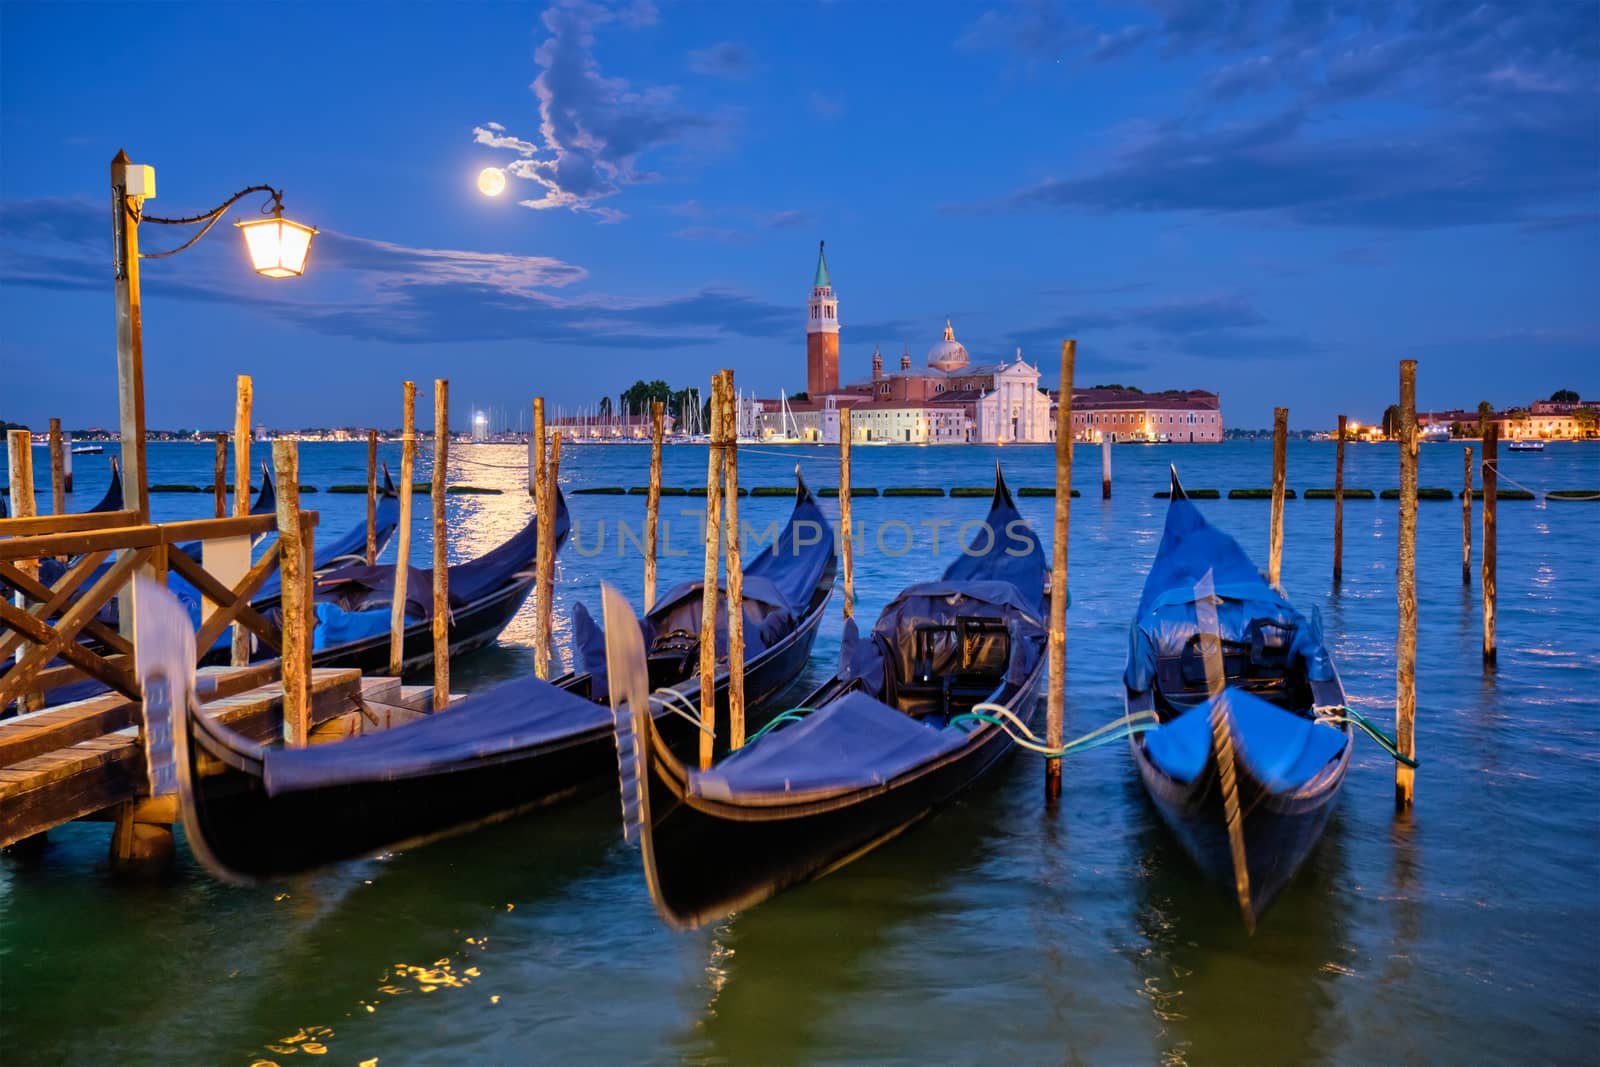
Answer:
xmin=927 ymin=319 xmax=969 ymax=372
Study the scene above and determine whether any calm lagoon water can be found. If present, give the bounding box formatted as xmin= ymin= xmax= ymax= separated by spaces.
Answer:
xmin=2 ymin=439 xmax=1597 ymax=1064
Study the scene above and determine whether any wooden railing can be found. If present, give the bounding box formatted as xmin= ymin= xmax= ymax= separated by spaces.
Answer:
xmin=0 ymin=509 xmax=317 ymax=711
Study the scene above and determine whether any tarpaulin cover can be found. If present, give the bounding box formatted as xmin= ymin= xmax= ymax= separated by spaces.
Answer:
xmin=305 ymin=488 xmax=569 ymax=626
xmin=939 ymin=476 xmax=1047 ymax=611
xmin=691 ymin=690 xmax=966 ymax=800
xmin=571 ymin=479 xmax=834 ymax=699
xmin=1125 ymin=488 xmax=1334 ymax=693
xmin=263 ymin=674 xmax=608 ymax=795
xmin=1141 ymin=686 xmax=1349 ymax=792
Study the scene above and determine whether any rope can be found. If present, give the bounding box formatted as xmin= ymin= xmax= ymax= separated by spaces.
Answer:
xmin=744 ymin=707 xmax=817 ymax=744
xmin=1483 ymin=460 xmax=1600 ymax=504
xmin=946 ymin=703 xmax=1160 ymax=757
xmin=649 ymin=685 xmax=713 ymax=736
xmin=1314 ymin=705 xmax=1419 ymax=767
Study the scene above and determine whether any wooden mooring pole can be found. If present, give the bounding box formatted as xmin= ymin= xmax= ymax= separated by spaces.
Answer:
xmin=1482 ymin=424 xmax=1498 ymax=666
xmin=231 ymin=375 xmax=253 ymax=666
xmin=48 ymin=419 xmax=65 ymax=515
xmin=273 ymin=439 xmax=309 ymax=746
xmin=366 ymin=429 xmax=379 ymax=565
xmin=212 ymin=433 xmax=227 ymax=518
xmin=644 ymin=401 xmax=664 ymax=611
xmin=539 ymin=432 xmax=562 ymax=679
xmin=1396 ymin=360 xmax=1418 ymax=808
xmin=1101 ymin=436 xmax=1111 ymax=500
xmin=1269 ymin=407 xmax=1288 ymax=588
xmin=432 ymin=379 xmax=450 ymax=710
xmin=1046 ymin=340 xmax=1075 ymax=801
xmin=533 ymin=397 xmax=549 ymax=679
xmin=723 ymin=370 xmax=746 ymax=750
xmin=840 ymin=407 xmax=854 ymax=624
xmin=698 ymin=374 xmax=726 ymax=771
xmin=1334 ymin=414 xmax=1346 ymax=585
xmin=1461 ymin=446 xmax=1473 ymax=587
xmin=390 ymin=381 xmax=417 ymax=677
xmin=7 ymin=430 xmax=37 ymax=559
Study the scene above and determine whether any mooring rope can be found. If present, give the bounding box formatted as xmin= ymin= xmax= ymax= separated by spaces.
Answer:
xmin=1314 ymin=704 xmax=1419 ymax=767
xmin=1482 ymin=460 xmax=1600 ymax=504
xmin=649 ymin=685 xmax=713 ymax=736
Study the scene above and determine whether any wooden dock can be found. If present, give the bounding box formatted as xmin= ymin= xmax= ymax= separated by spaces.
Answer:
xmin=0 ymin=665 xmax=446 ymax=855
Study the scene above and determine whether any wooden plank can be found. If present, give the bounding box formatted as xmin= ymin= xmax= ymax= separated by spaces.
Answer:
xmin=158 ymin=513 xmax=287 ymax=543
xmin=0 ymin=508 xmax=141 ymax=539
xmin=0 ymin=669 xmax=360 ymax=847
xmin=0 ymin=521 xmax=156 ymax=562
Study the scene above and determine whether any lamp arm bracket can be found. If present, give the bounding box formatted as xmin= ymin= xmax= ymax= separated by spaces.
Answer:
xmin=132 ymin=185 xmax=285 ymax=260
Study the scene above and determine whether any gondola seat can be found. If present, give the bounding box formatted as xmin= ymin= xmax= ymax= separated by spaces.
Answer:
xmin=1142 ymin=687 xmax=1348 ymax=791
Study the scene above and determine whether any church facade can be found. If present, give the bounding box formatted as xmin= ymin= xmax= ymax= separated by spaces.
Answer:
xmin=757 ymin=244 xmax=1053 ymax=444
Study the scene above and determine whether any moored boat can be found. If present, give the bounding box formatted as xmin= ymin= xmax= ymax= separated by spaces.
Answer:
xmin=605 ymin=466 xmax=1047 ymax=929
xmin=1507 ymin=439 xmax=1545 ymax=452
xmin=1126 ymin=470 xmax=1350 ymax=924
xmin=132 ymin=473 xmax=835 ymax=882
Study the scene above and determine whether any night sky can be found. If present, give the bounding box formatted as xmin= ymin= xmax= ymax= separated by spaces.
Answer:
xmin=2 ymin=1 xmax=1595 ymax=431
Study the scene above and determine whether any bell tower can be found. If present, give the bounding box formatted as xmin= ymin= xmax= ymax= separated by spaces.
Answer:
xmin=806 ymin=241 xmax=839 ymax=397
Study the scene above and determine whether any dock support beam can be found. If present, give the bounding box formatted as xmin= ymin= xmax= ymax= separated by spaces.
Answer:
xmin=1482 ymin=424 xmax=1498 ymax=666
xmin=274 ymin=439 xmax=309 ymax=746
xmin=1269 ymin=407 xmax=1288 ymax=588
xmin=1046 ymin=339 xmax=1075 ymax=802
xmin=723 ymin=370 xmax=745 ymax=750
xmin=1396 ymin=360 xmax=1418 ymax=808
xmin=432 ymin=379 xmax=450 ymax=710
xmin=699 ymin=374 xmax=726 ymax=771
xmin=390 ymin=381 xmax=416 ymax=678
xmin=231 ymin=376 xmax=253 ymax=666
xmin=644 ymin=401 xmax=664 ymax=611
xmin=1334 ymin=414 xmax=1346 ymax=586
xmin=840 ymin=408 xmax=854 ymax=624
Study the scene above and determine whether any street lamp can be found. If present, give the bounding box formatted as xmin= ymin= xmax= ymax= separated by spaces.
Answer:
xmin=111 ymin=149 xmax=316 ymax=518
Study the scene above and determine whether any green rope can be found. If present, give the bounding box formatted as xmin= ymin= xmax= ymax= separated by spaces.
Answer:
xmin=745 ymin=707 xmax=817 ymax=745
xmin=1315 ymin=705 xmax=1420 ymax=768
xmin=946 ymin=705 xmax=1160 ymax=758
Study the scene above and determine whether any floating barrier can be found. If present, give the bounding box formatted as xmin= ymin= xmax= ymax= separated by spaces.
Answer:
xmin=1153 ymin=489 xmax=1220 ymax=499
xmin=1381 ymin=487 xmax=1467 ymax=500
xmin=1013 ymin=487 xmax=1081 ymax=498
xmin=1228 ymin=488 xmax=1296 ymax=500
xmin=1304 ymin=488 xmax=1376 ymax=499
xmin=949 ymin=487 xmax=993 ymax=498
xmin=1548 ymin=490 xmax=1600 ymax=502
xmin=1466 ymin=488 xmax=1536 ymax=501
xmin=326 ymin=484 xmax=366 ymax=493
xmin=150 ymin=484 xmax=203 ymax=493
xmin=571 ymin=486 xmax=626 ymax=495
xmin=818 ymin=487 xmax=879 ymax=498
xmin=882 ymin=487 xmax=945 ymax=497
xmin=446 ymin=485 xmax=501 ymax=495
xmin=749 ymin=486 xmax=794 ymax=497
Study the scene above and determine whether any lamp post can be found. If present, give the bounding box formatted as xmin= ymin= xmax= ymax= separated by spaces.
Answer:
xmin=111 ymin=149 xmax=316 ymax=520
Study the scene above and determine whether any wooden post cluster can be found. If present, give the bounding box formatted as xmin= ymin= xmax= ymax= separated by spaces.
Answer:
xmin=1333 ymin=414 xmax=1346 ymax=585
xmin=1482 ymin=424 xmax=1498 ymax=666
xmin=1396 ymin=360 xmax=1418 ymax=808
xmin=699 ymin=374 xmax=727 ymax=772
xmin=840 ymin=408 xmax=854 ymax=624
xmin=722 ymin=370 xmax=746 ymax=750
xmin=1101 ymin=436 xmax=1112 ymax=500
xmin=390 ymin=381 xmax=417 ymax=677
xmin=644 ymin=401 xmax=664 ymax=611
xmin=533 ymin=398 xmax=550 ymax=679
xmin=273 ymin=440 xmax=310 ymax=746
xmin=1269 ymin=407 xmax=1288 ymax=588
xmin=1461 ymin=446 xmax=1473 ymax=586
xmin=1045 ymin=339 xmax=1075 ymax=801
xmin=48 ymin=419 xmax=65 ymax=515
xmin=432 ymin=379 xmax=450 ymax=710
xmin=366 ymin=429 xmax=379 ymax=566
xmin=231 ymin=376 xmax=253 ymax=667
xmin=536 ymin=432 xmax=562 ymax=681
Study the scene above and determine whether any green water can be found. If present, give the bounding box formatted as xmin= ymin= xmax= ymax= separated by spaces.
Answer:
xmin=2 ymin=441 xmax=1596 ymax=1064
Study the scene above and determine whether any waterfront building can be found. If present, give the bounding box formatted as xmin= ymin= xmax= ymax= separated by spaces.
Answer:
xmin=1061 ymin=387 xmax=1224 ymax=443
xmin=547 ymin=413 xmax=675 ymax=441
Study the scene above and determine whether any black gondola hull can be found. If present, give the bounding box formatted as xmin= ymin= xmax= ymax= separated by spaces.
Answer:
xmin=176 ymin=581 xmax=832 ymax=881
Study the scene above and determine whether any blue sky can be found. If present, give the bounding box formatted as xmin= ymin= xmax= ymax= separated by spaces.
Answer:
xmin=2 ymin=0 xmax=1595 ymax=430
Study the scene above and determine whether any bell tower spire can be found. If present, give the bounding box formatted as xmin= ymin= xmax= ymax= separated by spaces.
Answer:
xmin=806 ymin=240 xmax=840 ymax=396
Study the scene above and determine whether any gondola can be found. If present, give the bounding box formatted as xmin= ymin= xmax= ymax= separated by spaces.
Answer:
xmin=240 ymin=483 xmax=569 ymax=675
xmin=605 ymin=466 xmax=1048 ymax=930
xmin=132 ymin=473 xmax=835 ymax=882
xmin=1126 ymin=469 xmax=1350 ymax=924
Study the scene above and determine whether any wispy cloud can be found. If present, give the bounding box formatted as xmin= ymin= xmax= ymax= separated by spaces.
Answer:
xmin=473 ymin=0 xmax=729 ymax=221
xmin=0 ymin=198 xmax=794 ymax=349
xmin=687 ymin=41 xmax=754 ymax=79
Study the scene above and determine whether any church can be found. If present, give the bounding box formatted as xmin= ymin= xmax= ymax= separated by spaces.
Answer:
xmin=757 ymin=243 xmax=1054 ymax=444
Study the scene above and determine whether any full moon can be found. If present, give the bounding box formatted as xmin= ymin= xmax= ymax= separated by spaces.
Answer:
xmin=477 ymin=167 xmax=506 ymax=197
